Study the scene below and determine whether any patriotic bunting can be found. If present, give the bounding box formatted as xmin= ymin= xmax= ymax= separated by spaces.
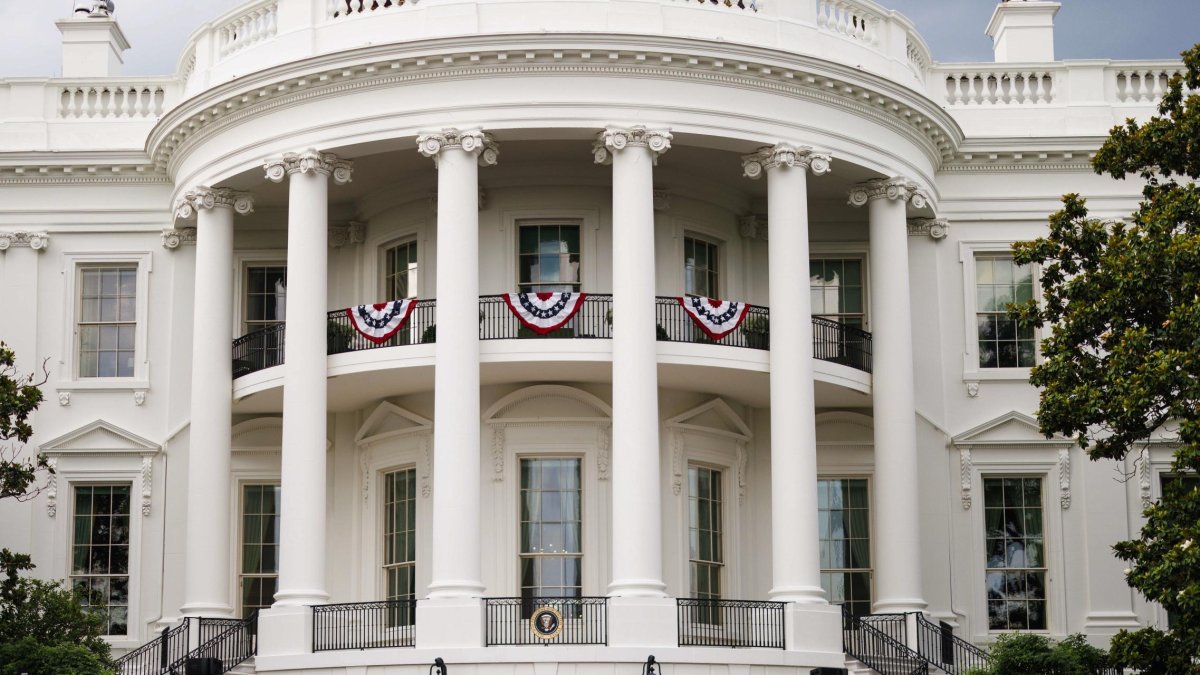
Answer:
xmin=345 ymin=299 xmax=418 ymax=344
xmin=678 ymin=295 xmax=749 ymax=340
xmin=503 ymin=292 xmax=587 ymax=335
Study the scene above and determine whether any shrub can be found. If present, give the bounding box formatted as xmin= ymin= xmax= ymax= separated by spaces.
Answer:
xmin=0 ymin=637 xmax=115 ymax=675
xmin=969 ymin=632 xmax=1112 ymax=675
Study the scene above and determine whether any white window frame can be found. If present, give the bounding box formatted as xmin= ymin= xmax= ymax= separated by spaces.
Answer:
xmin=686 ymin=461 xmax=726 ymax=600
xmin=979 ymin=474 xmax=1050 ymax=632
xmin=58 ymin=251 xmax=152 ymax=392
xmin=671 ymin=431 xmax=744 ymax=600
xmin=357 ymin=429 xmax=431 ymax=603
xmin=232 ymin=250 xmax=287 ymax=339
xmin=808 ymin=250 xmax=871 ymax=329
xmin=379 ymin=237 xmax=421 ymax=301
xmin=360 ymin=219 xmax=429 ymax=305
xmin=959 ymin=241 xmax=1041 ymax=382
xmin=816 ymin=475 xmax=875 ymax=615
xmin=517 ymin=454 xmax=587 ymax=599
xmin=503 ymin=210 xmax=600 ymax=293
xmin=682 ymin=231 xmax=723 ymax=298
xmin=236 ymin=481 xmax=281 ymax=617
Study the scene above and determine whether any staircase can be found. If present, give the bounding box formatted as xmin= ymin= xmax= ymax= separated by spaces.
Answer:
xmin=228 ymin=657 xmax=256 ymax=674
xmin=841 ymin=608 xmax=992 ymax=675
xmin=114 ymin=613 xmax=257 ymax=675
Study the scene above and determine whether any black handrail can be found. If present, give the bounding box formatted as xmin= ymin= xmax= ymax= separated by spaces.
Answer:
xmin=231 ymin=323 xmax=285 ymax=378
xmin=170 ymin=611 xmax=258 ymax=674
xmin=914 ymin=612 xmax=991 ymax=675
xmin=812 ymin=315 xmax=873 ymax=373
xmin=480 ymin=294 xmax=613 ymax=340
xmin=860 ymin=612 xmax=908 ymax=647
xmin=677 ymin=598 xmax=786 ymax=649
xmin=327 ymin=300 xmax=438 ymax=354
xmin=484 ymin=597 xmax=608 ymax=646
xmin=114 ymin=618 xmax=190 ymax=675
xmin=312 ymin=600 xmax=417 ymax=651
xmin=655 ymin=297 xmax=770 ymax=350
xmin=843 ymin=608 xmax=928 ymax=675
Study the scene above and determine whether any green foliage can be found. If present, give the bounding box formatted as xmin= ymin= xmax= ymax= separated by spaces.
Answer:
xmin=1010 ymin=44 xmax=1200 ymax=672
xmin=967 ymin=633 xmax=1110 ymax=675
xmin=0 ymin=342 xmax=47 ymax=501
xmin=0 ymin=554 xmax=113 ymax=669
xmin=327 ymin=319 xmax=355 ymax=354
xmin=0 ymin=637 xmax=115 ymax=675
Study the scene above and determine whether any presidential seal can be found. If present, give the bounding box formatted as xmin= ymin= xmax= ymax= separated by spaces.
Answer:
xmin=529 ymin=606 xmax=563 ymax=640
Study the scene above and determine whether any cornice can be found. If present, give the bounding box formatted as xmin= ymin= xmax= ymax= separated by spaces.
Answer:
xmin=147 ymin=33 xmax=963 ymax=176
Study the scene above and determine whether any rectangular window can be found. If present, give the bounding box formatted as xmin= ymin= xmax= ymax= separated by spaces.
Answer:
xmin=975 ymin=256 xmax=1036 ymax=368
xmin=71 ymin=484 xmax=131 ymax=635
xmin=384 ymin=241 xmax=419 ymax=300
xmin=245 ymin=265 xmax=287 ymax=333
xmin=688 ymin=466 xmax=723 ymax=603
xmin=818 ymin=478 xmax=872 ymax=617
xmin=240 ymin=484 xmax=280 ymax=616
xmin=520 ymin=458 xmax=582 ymax=607
xmin=684 ymin=236 xmax=720 ymax=298
xmin=1161 ymin=474 xmax=1199 ymax=628
xmin=78 ymin=266 xmax=137 ymax=378
xmin=383 ymin=468 xmax=417 ymax=626
xmin=984 ymin=477 xmax=1047 ymax=630
xmin=810 ymin=259 xmax=865 ymax=328
xmin=518 ymin=223 xmax=581 ymax=292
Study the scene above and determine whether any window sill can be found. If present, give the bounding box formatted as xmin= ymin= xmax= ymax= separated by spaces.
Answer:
xmin=963 ymin=368 xmax=1033 ymax=383
xmin=57 ymin=380 xmax=149 ymax=392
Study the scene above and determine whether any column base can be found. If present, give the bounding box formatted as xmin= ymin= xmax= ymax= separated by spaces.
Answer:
xmin=273 ymin=589 xmax=330 ymax=607
xmin=607 ymin=579 xmax=667 ymax=598
xmin=784 ymin=603 xmax=843 ymax=654
xmin=607 ymin=596 xmax=677 ymax=648
xmin=257 ymin=605 xmax=313 ymax=657
xmin=179 ymin=602 xmax=234 ymax=619
xmin=426 ymin=580 xmax=486 ymax=599
xmin=415 ymin=597 xmax=484 ymax=649
xmin=872 ymin=598 xmax=928 ymax=614
xmin=768 ymin=585 xmax=828 ymax=604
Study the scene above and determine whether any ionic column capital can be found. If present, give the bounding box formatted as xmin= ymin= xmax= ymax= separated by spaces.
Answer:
xmin=263 ymin=150 xmax=354 ymax=184
xmin=0 ymin=231 xmax=50 ymax=252
xmin=908 ymin=218 xmax=950 ymax=240
xmin=848 ymin=177 xmax=930 ymax=209
xmin=741 ymin=144 xmax=832 ymax=180
xmin=416 ymin=128 xmax=500 ymax=167
xmin=161 ymin=227 xmax=198 ymax=250
xmin=174 ymin=186 xmax=255 ymax=220
xmin=592 ymin=126 xmax=672 ymax=166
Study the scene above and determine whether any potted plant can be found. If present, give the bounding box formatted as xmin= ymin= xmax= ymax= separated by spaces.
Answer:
xmin=327 ymin=319 xmax=355 ymax=354
xmin=741 ymin=315 xmax=769 ymax=349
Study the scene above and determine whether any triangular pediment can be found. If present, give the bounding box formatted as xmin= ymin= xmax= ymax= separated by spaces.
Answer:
xmin=666 ymin=399 xmax=751 ymax=440
xmin=953 ymin=411 xmax=1072 ymax=448
xmin=40 ymin=419 xmax=159 ymax=456
xmin=355 ymin=402 xmax=432 ymax=446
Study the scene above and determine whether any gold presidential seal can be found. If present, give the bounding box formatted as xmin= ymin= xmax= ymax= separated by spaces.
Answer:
xmin=529 ymin=606 xmax=563 ymax=640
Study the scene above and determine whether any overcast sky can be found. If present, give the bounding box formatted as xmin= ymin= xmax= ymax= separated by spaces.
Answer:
xmin=0 ymin=0 xmax=1195 ymax=78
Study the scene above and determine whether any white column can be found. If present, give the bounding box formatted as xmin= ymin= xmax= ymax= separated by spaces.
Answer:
xmin=595 ymin=126 xmax=672 ymax=598
xmin=417 ymin=129 xmax=498 ymax=599
xmin=743 ymin=145 xmax=832 ymax=603
xmin=178 ymin=187 xmax=254 ymax=618
xmin=849 ymin=177 xmax=928 ymax=614
xmin=264 ymin=150 xmax=353 ymax=607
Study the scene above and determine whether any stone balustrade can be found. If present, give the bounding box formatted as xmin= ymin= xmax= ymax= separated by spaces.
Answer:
xmin=218 ymin=1 xmax=278 ymax=58
xmin=58 ymin=82 xmax=172 ymax=119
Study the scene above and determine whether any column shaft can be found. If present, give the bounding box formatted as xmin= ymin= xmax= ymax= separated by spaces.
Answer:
xmin=182 ymin=200 xmax=236 ymax=617
xmin=608 ymin=139 xmax=666 ymax=597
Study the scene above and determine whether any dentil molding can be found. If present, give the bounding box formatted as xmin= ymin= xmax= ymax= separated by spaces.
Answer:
xmin=847 ymin=176 xmax=930 ymax=209
xmin=416 ymin=129 xmax=500 ymax=168
xmin=741 ymin=144 xmax=832 ymax=179
xmin=264 ymin=150 xmax=354 ymax=184
xmin=0 ymin=231 xmax=50 ymax=252
xmin=593 ymin=126 xmax=672 ymax=166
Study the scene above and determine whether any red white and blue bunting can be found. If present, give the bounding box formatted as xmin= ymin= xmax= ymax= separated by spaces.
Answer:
xmin=678 ymin=296 xmax=749 ymax=340
xmin=345 ymin=300 xmax=418 ymax=344
xmin=503 ymin=292 xmax=587 ymax=335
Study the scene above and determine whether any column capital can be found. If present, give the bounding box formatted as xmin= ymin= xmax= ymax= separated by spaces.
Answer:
xmin=0 ymin=231 xmax=50 ymax=252
xmin=741 ymin=144 xmax=832 ymax=180
xmin=908 ymin=218 xmax=950 ymax=240
xmin=416 ymin=128 xmax=500 ymax=167
xmin=592 ymin=126 xmax=672 ymax=166
xmin=174 ymin=186 xmax=255 ymax=220
xmin=328 ymin=221 xmax=365 ymax=248
xmin=263 ymin=150 xmax=354 ymax=185
xmin=738 ymin=214 xmax=768 ymax=241
xmin=161 ymin=227 xmax=198 ymax=250
xmin=847 ymin=177 xmax=929 ymax=209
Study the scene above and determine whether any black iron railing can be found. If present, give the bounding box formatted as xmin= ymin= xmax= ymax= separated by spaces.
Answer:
xmin=114 ymin=619 xmax=190 ymax=675
xmin=327 ymin=300 xmax=438 ymax=354
xmin=843 ymin=608 xmax=928 ymax=675
xmin=232 ymin=323 xmax=285 ymax=378
xmin=484 ymin=597 xmax=608 ymax=646
xmin=860 ymin=613 xmax=908 ymax=647
xmin=812 ymin=315 xmax=873 ymax=372
xmin=312 ymin=600 xmax=417 ymax=651
xmin=915 ymin=613 xmax=990 ymax=675
xmin=171 ymin=611 xmax=257 ymax=674
xmin=676 ymin=598 xmax=786 ymax=649
xmin=655 ymin=297 xmax=771 ymax=350
xmin=480 ymin=294 xmax=613 ymax=339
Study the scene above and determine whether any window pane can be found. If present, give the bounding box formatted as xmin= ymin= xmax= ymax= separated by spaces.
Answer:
xmin=975 ymin=256 xmax=1036 ymax=369
xmin=517 ymin=224 xmax=582 ymax=292
xmin=70 ymin=483 xmax=131 ymax=635
xmin=982 ymin=477 xmax=1047 ymax=630
xmin=688 ymin=466 xmax=723 ymax=599
xmin=78 ymin=266 xmax=137 ymax=379
xmin=819 ymin=478 xmax=872 ymax=615
xmin=520 ymin=458 xmax=582 ymax=599
xmin=240 ymin=485 xmax=281 ymax=615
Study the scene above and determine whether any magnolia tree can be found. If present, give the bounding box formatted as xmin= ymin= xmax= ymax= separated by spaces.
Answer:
xmin=1011 ymin=46 xmax=1200 ymax=673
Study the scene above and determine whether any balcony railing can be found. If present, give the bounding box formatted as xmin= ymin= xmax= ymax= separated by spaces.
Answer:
xmin=231 ymin=296 xmax=874 ymax=378
xmin=676 ymin=598 xmax=786 ymax=649
xmin=114 ymin=619 xmax=190 ymax=675
xmin=312 ymin=600 xmax=417 ymax=651
xmin=484 ymin=597 xmax=608 ymax=646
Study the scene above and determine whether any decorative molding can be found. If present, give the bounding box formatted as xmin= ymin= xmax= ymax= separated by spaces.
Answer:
xmin=1139 ymin=447 xmax=1153 ymax=508
xmin=174 ymin=186 xmax=255 ymax=220
xmin=741 ymin=144 xmax=832 ymax=179
xmin=416 ymin=128 xmax=500 ymax=168
xmin=848 ymin=176 xmax=930 ymax=209
xmin=140 ymin=455 xmax=153 ymax=516
xmin=160 ymin=227 xmax=197 ymax=250
xmin=57 ymin=391 xmax=71 ymax=407
xmin=966 ymin=381 xmax=980 ymax=398
xmin=593 ymin=126 xmax=672 ymax=166
xmin=420 ymin=436 xmax=431 ymax=498
xmin=908 ymin=218 xmax=950 ymax=240
xmin=132 ymin=390 xmax=146 ymax=406
xmin=1058 ymin=447 xmax=1071 ymax=509
xmin=429 ymin=188 xmax=488 ymax=213
xmin=959 ymin=447 xmax=973 ymax=510
xmin=0 ymin=231 xmax=50 ymax=252
xmin=360 ymin=453 xmax=370 ymax=504
xmin=491 ymin=424 xmax=506 ymax=482
xmin=264 ymin=149 xmax=354 ymax=184
xmin=735 ymin=441 xmax=747 ymax=504
xmin=672 ymin=432 xmax=684 ymax=496
xmin=597 ymin=426 xmax=611 ymax=481
xmin=45 ymin=457 xmax=58 ymax=518
xmin=328 ymin=221 xmax=366 ymax=248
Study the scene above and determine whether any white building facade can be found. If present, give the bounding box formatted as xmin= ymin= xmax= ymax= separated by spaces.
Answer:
xmin=0 ymin=1 xmax=1186 ymax=673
